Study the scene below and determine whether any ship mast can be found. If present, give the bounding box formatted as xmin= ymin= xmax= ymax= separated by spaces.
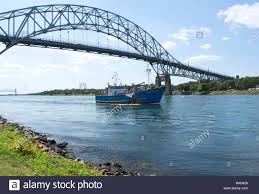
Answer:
xmin=112 ymin=72 xmax=119 ymax=86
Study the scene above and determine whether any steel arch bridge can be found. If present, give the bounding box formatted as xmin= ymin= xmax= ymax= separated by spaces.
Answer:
xmin=0 ymin=89 xmax=17 ymax=95
xmin=0 ymin=4 xmax=233 ymax=81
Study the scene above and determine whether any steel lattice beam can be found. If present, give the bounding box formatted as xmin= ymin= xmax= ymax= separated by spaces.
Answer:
xmin=0 ymin=4 xmax=234 ymax=81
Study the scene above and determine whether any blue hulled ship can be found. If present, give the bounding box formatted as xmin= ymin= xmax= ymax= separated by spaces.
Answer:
xmin=96 ymin=85 xmax=165 ymax=104
xmin=96 ymin=71 xmax=165 ymax=104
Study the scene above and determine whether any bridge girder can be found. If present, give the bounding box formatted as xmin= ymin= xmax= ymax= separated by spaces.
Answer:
xmin=0 ymin=4 xmax=233 ymax=81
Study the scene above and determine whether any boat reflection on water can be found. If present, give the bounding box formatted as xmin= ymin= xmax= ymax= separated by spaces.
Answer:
xmin=95 ymin=99 xmax=172 ymax=127
xmin=94 ymin=99 xmax=178 ymax=175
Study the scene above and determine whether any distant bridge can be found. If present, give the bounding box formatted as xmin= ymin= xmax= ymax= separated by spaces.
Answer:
xmin=0 ymin=89 xmax=17 ymax=95
xmin=0 ymin=4 xmax=234 ymax=94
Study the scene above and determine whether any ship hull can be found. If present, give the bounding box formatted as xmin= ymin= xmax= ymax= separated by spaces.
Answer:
xmin=96 ymin=86 xmax=165 ymax=104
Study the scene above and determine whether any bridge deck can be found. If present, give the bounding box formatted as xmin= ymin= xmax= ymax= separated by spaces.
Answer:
xmin=0 ymin=35 xmax=233 ymax=81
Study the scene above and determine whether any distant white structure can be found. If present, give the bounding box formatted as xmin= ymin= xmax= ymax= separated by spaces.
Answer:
xmin=248 ymin=85 xmax=259 ymax=90
xmin=145 ymin=65 xmax=151 ymax=89
xmin=79 ymin=83 xmax=87 ymax=90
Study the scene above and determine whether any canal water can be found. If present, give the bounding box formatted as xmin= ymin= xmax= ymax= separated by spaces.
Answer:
xmin=0 ymin=95 xmax=258 ymax=175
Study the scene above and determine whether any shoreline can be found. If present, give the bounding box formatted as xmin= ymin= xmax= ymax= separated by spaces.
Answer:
xmin=0 ymin=115 xmax=140 ymax=176
xmin=172 ymin=90 xmax=259 ymax=96
xmin=3 ymin=90 xmax=259 ymax=97
xmin=1 ymin=89 xmax=259 ymax=97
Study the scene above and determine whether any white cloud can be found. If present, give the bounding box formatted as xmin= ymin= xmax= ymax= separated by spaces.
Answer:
xmin=0 ymin=63 xmax=25 ymax=75
xmin=200 ymin=43 xmax=212 ymax=49
xmin=170 ymin=29 xmax=190 ymax=41
xmin=0 ymin=74 xmax=11 ymax=78
xmin=104 ymin=65 xmax=118 ymax=72
xmin=62 ymin=50 xmax=121 ymax=66
xmin=218 ymin=3 xmax=259 ymax=29
xmin=184 ymin=55 xmax=221 ymax=64
xmin=170 ymin=27 xmax=211 ymax=42
xmin=221 ymin=37 xmax=230 ymax=41
xmin=162 ymin=41 xmax=176 ymax=50
xmin=38 ymin=64 xmax=79 ymax=73
xmin=0 ymin=64 xmax=24 ymax=69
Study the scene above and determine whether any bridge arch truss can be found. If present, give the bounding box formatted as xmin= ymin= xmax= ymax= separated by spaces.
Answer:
xmin=0 ymin=4 xmax=233 ymax=81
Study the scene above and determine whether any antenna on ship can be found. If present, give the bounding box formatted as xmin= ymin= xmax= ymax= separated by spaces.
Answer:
xmin=145 ymin=64 xmax=151 ymax=89
xmin=112 ymin=72 xmax=119 ymax=86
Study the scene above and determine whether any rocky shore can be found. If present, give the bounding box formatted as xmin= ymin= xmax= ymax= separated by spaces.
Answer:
xmin=0 ymin=115 xmax=140 ymax=176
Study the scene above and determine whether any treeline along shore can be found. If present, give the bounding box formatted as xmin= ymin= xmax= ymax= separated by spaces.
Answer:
xmin=173 ymin=76 xmax=259 ymax=95
xmin=30 ymin=89 xmax=102 ymax=96
xmin=0 ymin=116 xmax=141 ymax=176
xmin=29 ymin=76 xmax=259 ymax=96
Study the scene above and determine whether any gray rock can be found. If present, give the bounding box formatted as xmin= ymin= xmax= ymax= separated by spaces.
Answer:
xmin=17 ymin=126 xmax=25 ymax=131
xmin=39 ymin=136 xmax=48 ymax=142
xmin=64 ymin=153 xmax=77 ymax=160
xmin=79 ymin=160 xmax=85 ymax=164
xmin=112 ymin=162 xmax=122 ymax=168
xmin=57 ymin=142 xmax=68 ymax=148
xmin=57 ymin=149 xmax=68 ymax=156
xmin=12 ymin=123 xmax=20 ymax=128
xmin=0 ymin=118 xmax=7 ymax=124
xmin=33 ymin=136 xmax=41 ymax=140
xmin=47 ymin=139 xmax=56 ymax=145
xmin=103 ymin=162 xmax=111 ymax=167
xmin=100 ymin=169 xmax=109 ymax=174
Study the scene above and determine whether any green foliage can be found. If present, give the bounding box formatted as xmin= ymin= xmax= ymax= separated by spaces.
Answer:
xmin=14 ymin=138 xmax=36 ymax=156
xmin=174 ymin=76 xmax=259 ymax=92
xmin=0 ymin=124 xmax=100 ymax=176
xmin=31 ymin=89 xmax=102 ymax=96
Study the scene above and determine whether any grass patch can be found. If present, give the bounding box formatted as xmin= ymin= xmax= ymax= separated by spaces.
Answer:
xmin=0 ymin=124 xmax=100 ymax=176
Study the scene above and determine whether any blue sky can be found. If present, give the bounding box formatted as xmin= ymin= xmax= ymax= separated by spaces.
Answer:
xmin=0 ymin=0 xmax=259 ymax=93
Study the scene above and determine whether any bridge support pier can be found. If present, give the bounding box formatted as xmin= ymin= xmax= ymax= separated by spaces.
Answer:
xmin=164 ymin=74 xmax=172 ymax=96
xmin=155 ymin=74 xmax=161 ymax=88
xmin=155 ymin=74 xmax=172 ymax=95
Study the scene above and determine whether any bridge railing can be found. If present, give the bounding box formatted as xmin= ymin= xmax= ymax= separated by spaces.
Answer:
xmin=179 ymin=62 xmax=232 ymax=79
xmin=0 ymin=33 xmax=233 ymax=80
xmin=35 ymin=36 xmax=140 ymax=54
xmin=0 ymin=30 xmax=141 ymax=55
xmin=28 ymin=37 xmax=233 ymax=79
xmin=0 ymin=34 xmax=232 ymax=81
